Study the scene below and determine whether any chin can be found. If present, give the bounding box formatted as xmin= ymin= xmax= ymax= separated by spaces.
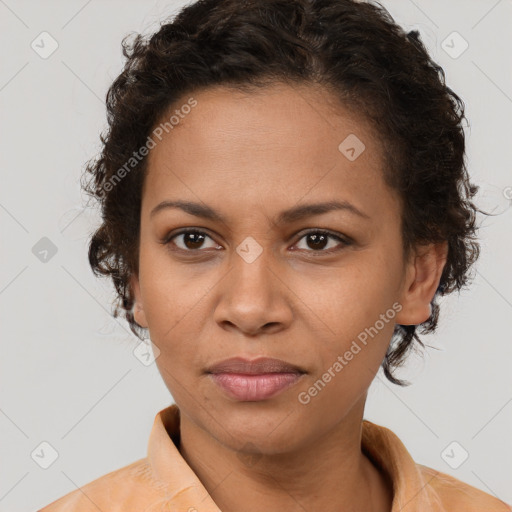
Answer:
xmin=206 ymin=402 xmax=308 ymax=453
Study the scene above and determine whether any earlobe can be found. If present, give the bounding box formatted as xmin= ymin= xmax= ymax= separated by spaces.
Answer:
xmin=395 ymin=241 xmax=448 ymax=326
xmin=130 ymin=273 xmax=149 ymax=328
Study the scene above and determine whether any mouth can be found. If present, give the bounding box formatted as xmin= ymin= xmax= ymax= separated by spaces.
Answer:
xmin=206 ymin=356 xmax=306 ymax=402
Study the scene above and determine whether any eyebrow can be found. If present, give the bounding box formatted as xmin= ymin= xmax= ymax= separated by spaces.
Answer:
xmin=149 ymin=199 xmax=371 ymax=224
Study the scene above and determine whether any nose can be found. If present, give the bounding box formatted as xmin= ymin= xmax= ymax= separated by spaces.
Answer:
xmin=213 ymin=246 xmax=293 ymax=337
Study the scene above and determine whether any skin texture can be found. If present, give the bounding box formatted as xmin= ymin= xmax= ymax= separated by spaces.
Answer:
xmin=131 ymin=83 xmax=448 ymax=512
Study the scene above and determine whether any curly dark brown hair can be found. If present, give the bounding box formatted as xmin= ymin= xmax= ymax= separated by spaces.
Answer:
xmin=82 ymin=0 xmax=483 ymax=386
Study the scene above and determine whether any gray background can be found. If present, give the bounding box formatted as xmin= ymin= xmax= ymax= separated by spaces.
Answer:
xmin=1 ymin=0 xmax=511 ymax=510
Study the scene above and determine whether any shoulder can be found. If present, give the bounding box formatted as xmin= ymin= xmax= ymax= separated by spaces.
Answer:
xmin=361 ymin=419 xmax=510 ymax=512
xmin=418 ymin=464 xmax=511 ymax=512
xmin=37 ymin=458 xmax=171 ymax=512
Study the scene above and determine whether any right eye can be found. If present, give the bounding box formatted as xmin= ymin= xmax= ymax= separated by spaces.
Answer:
xmin=162 ymin=228 xmax=222 ymax=253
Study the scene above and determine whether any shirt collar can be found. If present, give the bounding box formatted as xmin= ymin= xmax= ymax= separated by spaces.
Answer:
xmin=147 ymin=404 xmax=444 ymax=511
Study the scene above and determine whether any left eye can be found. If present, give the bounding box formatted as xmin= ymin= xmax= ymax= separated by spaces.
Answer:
xmin=293 ymin=230 xmax=350 ymax=253
xmin=163 ymin=229 xmax=351 ymax=254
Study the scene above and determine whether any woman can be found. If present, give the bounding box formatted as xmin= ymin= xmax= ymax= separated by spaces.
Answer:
xmin=39 ymin=0 xmax=511 ymax=510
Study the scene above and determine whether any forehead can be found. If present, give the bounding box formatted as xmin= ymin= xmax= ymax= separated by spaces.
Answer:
xmin=143 ymin=83 xmax=399 ymax=223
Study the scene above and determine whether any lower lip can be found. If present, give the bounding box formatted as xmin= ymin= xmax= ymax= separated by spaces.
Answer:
xmin=209 ymin=372 xmax=304 ymax=401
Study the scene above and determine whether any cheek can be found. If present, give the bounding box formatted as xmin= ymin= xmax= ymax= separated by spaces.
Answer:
xmin=139 ymin=243 xmax=208 ymax=335
xmin=295 ymin=254 xmax=400 ymax=335
xmin=296 ymin=310 xmax=395 ymax=420
xmin=296 ymin=255 xmax=401 ymax=391
xmin=138 ymin=249 xmax=228 ymax=381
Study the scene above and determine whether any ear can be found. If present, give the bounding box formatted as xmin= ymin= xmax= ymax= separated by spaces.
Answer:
xmin=395 ymin=241 xmax=448 ymax=326
xmin=130 ymin=273 xmax=149 ymax=329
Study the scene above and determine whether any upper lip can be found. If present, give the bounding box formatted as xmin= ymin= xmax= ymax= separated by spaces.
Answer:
xmin=206 ymin=357 xmax=306 ymax=375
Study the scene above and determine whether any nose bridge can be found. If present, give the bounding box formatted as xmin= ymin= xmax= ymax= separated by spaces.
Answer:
xmin=229 ymin=235 xmax=275 ymax=300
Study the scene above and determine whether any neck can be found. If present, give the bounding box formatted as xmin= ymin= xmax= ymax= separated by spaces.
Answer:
xmin=177 ymin=399 xmax=393 ymax=512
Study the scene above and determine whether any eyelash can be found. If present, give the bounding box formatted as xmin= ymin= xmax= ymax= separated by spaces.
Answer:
xmin=160 ymin=228 xmax=352 ymax=257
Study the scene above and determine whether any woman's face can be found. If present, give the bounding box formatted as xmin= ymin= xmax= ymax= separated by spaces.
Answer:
xmin=131 ymin=83 xmax=438 ymax=454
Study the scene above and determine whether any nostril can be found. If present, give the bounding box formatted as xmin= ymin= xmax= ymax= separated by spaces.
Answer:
xmin=262 ymin=322 xmax=281 ymax=332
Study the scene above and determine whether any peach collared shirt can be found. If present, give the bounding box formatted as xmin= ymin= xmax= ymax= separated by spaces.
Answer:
xmin=39 ymin=404 xmax=511 ymax=511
